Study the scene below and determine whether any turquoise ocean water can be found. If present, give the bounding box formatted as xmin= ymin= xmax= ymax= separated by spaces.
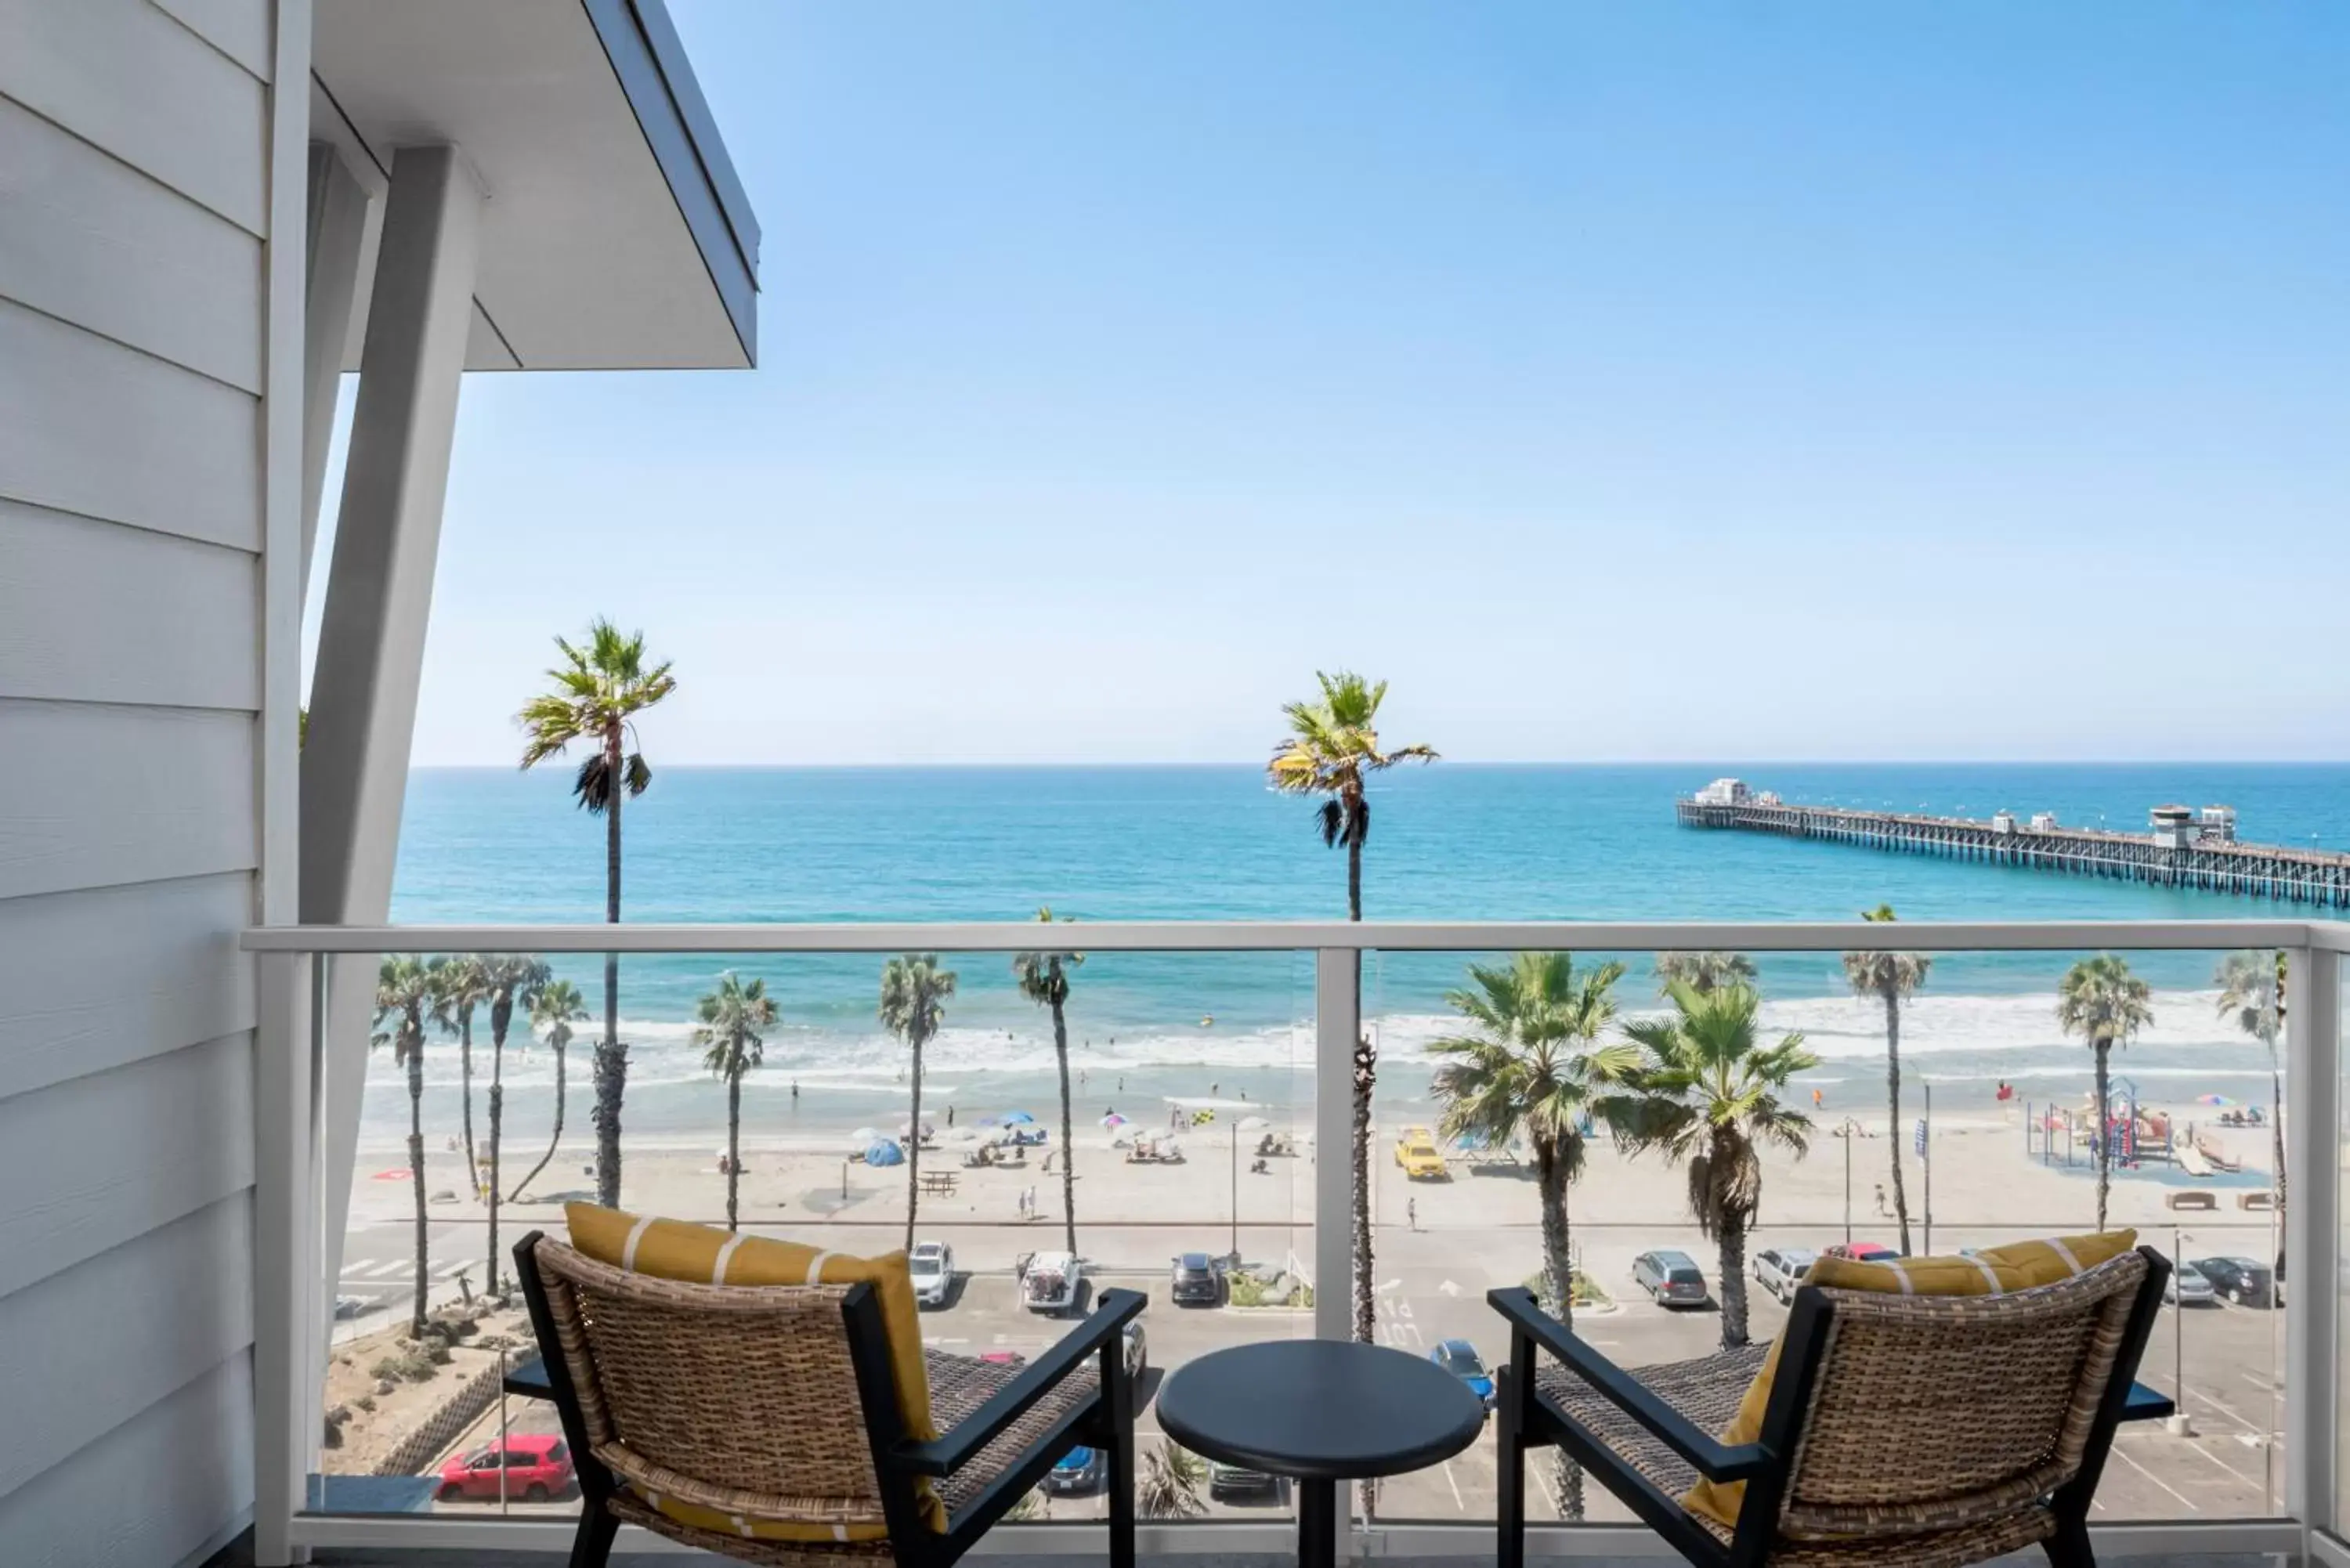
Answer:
xmin=367 ymin=764 xmax=2345 ymax=1143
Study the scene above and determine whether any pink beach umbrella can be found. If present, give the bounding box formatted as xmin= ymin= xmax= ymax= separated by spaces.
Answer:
xmin=1100 ymin=1112 xmax=1128 ymax=1128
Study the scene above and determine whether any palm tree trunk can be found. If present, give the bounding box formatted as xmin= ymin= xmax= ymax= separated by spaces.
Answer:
xmin=459 ymin=1011 xmax=478 ymax=1201
xmin=1535 ymin=1141 xmax=1585 ymax=1519
xmin=407 ymin=1042 xmax=428 ymax=1339
xmin=595 ymin=726 xmax=626 ymax=1209
xmin=486 ymin=1025 xmax=504 ymax=1295
xmin=2093 ymin=1038 xmax=2112 ymax=1233
xmin=1346 ymin=836 xmax=1376 ymax=1347
xmin=1053 ymin=996 xmax=1076 ymax=1255
xmin=1718 ymin=1215 xmax=1751 ymax=1351
xmin=2270 ymin=1046 xmax=2287 ymax=1223
xmin=905 ymin=1035 xmax=925 ymax=1252
xmin=1885 ymin=992 xmax=1911 ymax=1256
xmin=726 ymin=1057 xmax=743 ymax=1233
xmin=512 ymin=1038 xmax=564 ymax=1201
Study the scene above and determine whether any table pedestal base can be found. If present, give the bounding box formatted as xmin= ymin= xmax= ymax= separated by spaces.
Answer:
xmin=1296 ymin=1477 xmax=1338 ymax=1568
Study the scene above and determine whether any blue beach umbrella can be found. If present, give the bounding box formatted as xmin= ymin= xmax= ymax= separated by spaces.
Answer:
xmin=865 ymin=1140 xmax=904 ymax=1167
xmin=1001 ymin=1111 xmax=1036 ymax=1125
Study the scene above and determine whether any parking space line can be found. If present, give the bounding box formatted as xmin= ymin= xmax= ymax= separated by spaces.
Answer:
xmin=2184 ymin=1440 xmax=2263 ymax=1490
xmin=2109 ymin=1441 xmax=2198 ymax=1511
xmin=1442 ymin=1461 xmax=1463 ymax=1513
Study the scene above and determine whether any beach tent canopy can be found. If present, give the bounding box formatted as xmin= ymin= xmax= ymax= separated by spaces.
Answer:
xmin=865 ymin=1140 xmax=904 ymax=1167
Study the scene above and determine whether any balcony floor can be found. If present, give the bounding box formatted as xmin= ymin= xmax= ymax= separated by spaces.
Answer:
xmin=204 ymin=1539 xmax=2294 ymax=1568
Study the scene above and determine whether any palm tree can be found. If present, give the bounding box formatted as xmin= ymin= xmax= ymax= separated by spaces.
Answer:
xmin=1014 ymin=909 xmax=1084 ymax=1255
xmin=1137 ymin=1441 xmax=1207 ymax=1519
xmin=696 ymin=973 xmax=779 ymax=1232
xmin=1842 ymin=905 xmax=1929 ymax=1255
xmin=2214 ymin=950 xmax=2287 ymax=1218
xmin=516 ymin=619 xmax=677 ymax=1209
xmin=1609 ymin=981 xmax=1818 ymax=1349
xmin=880 ymin=956 xmax=957 ymax=1252
xmin=1429 ymin=951 xmax=1636 ymax=1519
xmin=2056 ymin=955 xmax=2155 ymax=1232
xmin=430 ymin=955 xmax=490 ymax=1205
xmin=511 ymin=980 xmax=588 ymax=1202
xmin=1267 ymin=670 xmax=1436 ymax=1345
xmin=1652 ymin=951 xmax=1756 ymax=997
xmin=478 ymin=956 xmax=549 ymax=1292
xmin=372 ymin=956 xmax=439 ymax=1337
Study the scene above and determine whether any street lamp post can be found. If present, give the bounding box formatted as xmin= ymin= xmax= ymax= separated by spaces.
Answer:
xmin=2166 ymin=1226 xmax=2195 ymax=1437
xmin=1840 ymin=1118 xmax=1860 ymax=1245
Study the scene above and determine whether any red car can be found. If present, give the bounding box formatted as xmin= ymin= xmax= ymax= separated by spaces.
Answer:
xmin=437 ymin=1433 xmax=574 ymax=1503
xmin=1822 ymin=1242 xmax=1898 ymax=1264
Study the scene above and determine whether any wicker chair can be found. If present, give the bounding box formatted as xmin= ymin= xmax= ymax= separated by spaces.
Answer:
xmin=1490 ymin=1246 xmax=2169 ymax=1568
xmin=512 ymin=1230 xmax=1146 ymax=1568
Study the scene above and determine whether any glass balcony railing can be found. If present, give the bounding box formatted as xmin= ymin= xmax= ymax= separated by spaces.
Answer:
xmin=244 ymin=916 xmax=2341 ymax=1559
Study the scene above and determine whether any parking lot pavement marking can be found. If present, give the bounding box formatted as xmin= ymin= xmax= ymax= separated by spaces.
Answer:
xmin=1442 ymin=1461 xmax=1464 ymax=1512
xmin=2182 ymin=1439 xmax=2264 ymax=1490
xmin=2108 ymin=1440 xmax=2199 ymax=1511
xmin=435 ymin=1259 xmax=472 ymax=1278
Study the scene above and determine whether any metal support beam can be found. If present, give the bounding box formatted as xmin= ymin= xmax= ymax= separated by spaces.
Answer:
xmin=2287 ymin=944 xmax=2340 ymax=1539
xmin=299 ymin=142 xmax=371 ymax=607
xmin=299 ymin=142 xmax=482 ymax=1358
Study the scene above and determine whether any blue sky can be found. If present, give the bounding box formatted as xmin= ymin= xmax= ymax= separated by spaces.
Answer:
xmin=320 ymin=2 xmax=2350 ymax=765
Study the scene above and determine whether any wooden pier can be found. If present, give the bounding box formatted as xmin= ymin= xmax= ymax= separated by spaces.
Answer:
xmin=1676 ymin=793 xmax=2350 ymax=907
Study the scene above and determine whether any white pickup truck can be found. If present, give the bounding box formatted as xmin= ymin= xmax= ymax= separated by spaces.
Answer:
xmin=1019 ymin=1251 xmax=1085 ymax=1316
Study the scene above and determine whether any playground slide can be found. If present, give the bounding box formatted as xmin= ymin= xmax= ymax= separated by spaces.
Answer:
xmin=2196 ymin=1136 xmax=2243 ymax=1172
xmin=2177 ymin=1142 xmax=2214 ymax=1178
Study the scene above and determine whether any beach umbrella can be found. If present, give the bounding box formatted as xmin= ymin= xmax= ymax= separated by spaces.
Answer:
xmin=947 ymin=1126 xmax=981 ymax=1143
xmin=850 ymin=1126 xmax=883 ymax=1145
xmin=2196 ymin=1093 xmax=2232 ymax=1107
xmin=865 ymin=1140 xmax=903 ymax=1167
xmin=1100 ymin=1112 xmax=1128 ymax=1128
xmin=901 ymin=1118 xmax=934 ymax=1137
xmin=1238 ymin=1115 xmax=1270 ymax=1132
xmin=1002 ymin=1110 xmax=1036 ymax=1125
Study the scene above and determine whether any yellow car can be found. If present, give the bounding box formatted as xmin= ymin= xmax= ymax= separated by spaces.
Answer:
xmin=1394 ymin=1127 xmax=1449 ymax=1180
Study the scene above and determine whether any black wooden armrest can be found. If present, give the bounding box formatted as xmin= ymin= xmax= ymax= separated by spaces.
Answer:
xmin=1488 ymin=1287 xmax=1770 ymax=1483
xmin=894 ymin=1286 xmax=1146 ymax=1478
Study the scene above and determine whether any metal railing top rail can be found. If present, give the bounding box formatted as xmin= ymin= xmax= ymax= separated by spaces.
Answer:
xmin=243 ymin=916 xmax=2345 ymax=955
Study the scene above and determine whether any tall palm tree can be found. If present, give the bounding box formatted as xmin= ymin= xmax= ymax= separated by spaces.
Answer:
xmin=511 ymin=980 xmax=588 ymax=1202
xmin=1608 ymin=981 xmax=1818 ymax=1349
xmin=479 ymin=956 xmax=549 ymax=1292
xmin=2056 ymin=954 xmax=2154 ymax=1232
xmin=1652 ymin=952 xmax=1756 ymax=997
xmin=516 ymin=619 xmax=676 ymax=1209
xmin=373 ymin=956 xmax=439 ymax=1337
xmin=2214 ymin=950 xmax=2287 ymax=1218
xmin=1842 ymin=905 xmax=1929 ymax=1255
xmin=1429 ymin=951 xmax=1636 ymax=1520
xmin=696 ymin=973 xmax=779 ymax=1232
xmin=430 ymin=956 xmax=490 ymax=1204
xmin=1014 ymin=909 xmax=1085 ymax=1255
xmin=1267 ymin=670 xmax=1436 ymax=1345
xmin=880 ymin=956 xmax=957 ymax=1252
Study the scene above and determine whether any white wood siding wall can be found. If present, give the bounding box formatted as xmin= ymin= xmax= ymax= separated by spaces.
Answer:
xmin=0 ymin=0 xmax=282 ymax=1563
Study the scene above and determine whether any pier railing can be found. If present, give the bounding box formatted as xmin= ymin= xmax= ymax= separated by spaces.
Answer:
xmin=243 ymin=917 xmax=2350 ymax=1562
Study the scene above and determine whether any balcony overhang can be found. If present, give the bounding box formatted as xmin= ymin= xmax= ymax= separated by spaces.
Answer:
xmin=312 ymin=0 xmax=759 ymax=371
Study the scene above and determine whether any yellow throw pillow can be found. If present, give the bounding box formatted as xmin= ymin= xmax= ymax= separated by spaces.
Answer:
xmin=563 ymin=1205 xmax=941 ymax=1537
xmin=1682 ymin=1230 xmax=2137 ymax=1529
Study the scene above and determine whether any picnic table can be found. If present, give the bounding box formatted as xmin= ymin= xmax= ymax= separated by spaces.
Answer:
xmin=920 ymin=1169 xmax=959 ymax=1197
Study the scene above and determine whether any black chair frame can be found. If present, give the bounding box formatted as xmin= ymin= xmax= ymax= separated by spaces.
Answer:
xmin=1489 ymin=1245 xmax=2171 ymax=1568
xmin=512 ymin=1230 xmax=1146 ymax=1568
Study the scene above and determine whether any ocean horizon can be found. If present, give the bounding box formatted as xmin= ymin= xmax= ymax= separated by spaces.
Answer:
xmin=355 ymin=763 xmax=2325 ymax=1144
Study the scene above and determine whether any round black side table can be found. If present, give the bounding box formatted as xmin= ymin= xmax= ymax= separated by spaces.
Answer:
xmin=1154 ymin=1339 xmax=1486 ymax=1568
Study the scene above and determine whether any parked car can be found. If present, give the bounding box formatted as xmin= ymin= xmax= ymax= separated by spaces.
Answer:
xmin=436 ymin=1433 xmax=573 ymax=1504
xmin=1021 ymin=1251 xmax=1085 ymax=1315
xmin=2193 ymin=1255 xmax=2276 ymax=1307
xmin=909 ymin=1240 xmax=954 ymax=1309
xmin=1209 ymin=1459 xmax=1281 ymax=1500
xmin=1170 ymin=1252 xmax=1226 ymax=1306
xmin=1429 ymin=1339 xmax=1495 ymax=1409
xmin=1123 ymin=1319 xmax=1148 ymax=1382
xmin=1045 ymin=1445 xmax=1104 ymax=1494
xmin=2165 ymin=1261 xmax=2217 ymax=1306
xmin=332 ymin=1295 xmax=371 ymax=1321
xmin=1394 ymin=1125 xmax=1450 ymax=1180
xmin=1753 ymin=1246 xmax=1816 ymax=1302
xmin=1632 ymin=1249 xmax=1708 ymax=1307
xmin=1821 ymin=1241 xmax=1898 ymax=1264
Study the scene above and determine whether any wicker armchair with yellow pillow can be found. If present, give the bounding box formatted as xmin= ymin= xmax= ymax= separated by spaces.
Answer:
xmin=1489 ymin=1233 xmax=2169 ymax=1568
xmin=513 ymin=1209 xmax=1145 ymax=1568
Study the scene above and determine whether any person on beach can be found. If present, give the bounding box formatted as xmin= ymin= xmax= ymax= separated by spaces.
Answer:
xmin=1407 ymin=1197 xmax=1417 ymax=1231
xmin=945 ymin=1104 xmax=955 ymax=1128
xmin=1812 ymin=1087 xmax=1823 ymax=1110
xmin=1874 ymin=1182 xmax=1889 ymax=1217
